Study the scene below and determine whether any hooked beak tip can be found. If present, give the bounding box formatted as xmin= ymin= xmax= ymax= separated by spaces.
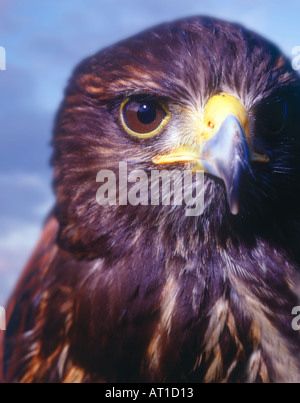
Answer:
xmin=202 ymin=115 xmax=250 ymax=215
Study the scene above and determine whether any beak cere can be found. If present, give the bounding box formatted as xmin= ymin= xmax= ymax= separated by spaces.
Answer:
xmin=201 ymin=115 xmax=250 ymax=215
xmin=152 ymin=93 xmax=269 ymax=215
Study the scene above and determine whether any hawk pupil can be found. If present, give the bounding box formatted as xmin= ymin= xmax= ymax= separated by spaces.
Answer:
xmin=137 ymin=103 xmax=157 ymax=125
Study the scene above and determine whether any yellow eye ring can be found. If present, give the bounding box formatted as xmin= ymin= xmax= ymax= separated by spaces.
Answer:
xmin=120 ymin=97 xmax=171 ymax=139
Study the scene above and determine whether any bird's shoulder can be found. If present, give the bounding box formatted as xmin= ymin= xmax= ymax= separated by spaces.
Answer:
xmin=1 ymin=217 xmax=60 ymax=382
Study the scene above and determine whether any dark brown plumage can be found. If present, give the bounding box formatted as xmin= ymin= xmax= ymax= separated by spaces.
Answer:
xmin=2 ymin=16 xmax=300 ymax=383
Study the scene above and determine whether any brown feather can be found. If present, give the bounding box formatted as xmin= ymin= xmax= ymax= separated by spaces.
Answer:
xmin=2 ymin=16 xmax=300 ymax=383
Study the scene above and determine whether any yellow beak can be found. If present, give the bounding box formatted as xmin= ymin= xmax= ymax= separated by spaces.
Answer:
xmin=152 ymin=93 xmax=269 ymax=215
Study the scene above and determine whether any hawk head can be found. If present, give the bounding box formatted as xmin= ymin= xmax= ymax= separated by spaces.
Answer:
xmin=52 ymin=16 xmax=300 ymax=261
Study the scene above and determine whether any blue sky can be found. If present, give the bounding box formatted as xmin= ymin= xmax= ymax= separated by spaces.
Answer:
xmin=0 ymin=0 xmax=300 ymax=305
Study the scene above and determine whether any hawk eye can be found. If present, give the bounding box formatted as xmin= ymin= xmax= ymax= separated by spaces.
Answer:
xmin=259 ymin=98 xmax=287 ymax=135
xmin=121 ymin=97 xmax=170 ymax=138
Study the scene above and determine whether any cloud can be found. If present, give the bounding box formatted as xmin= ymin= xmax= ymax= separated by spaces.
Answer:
xmin=0 ymin=221 xmax=43 ymax=306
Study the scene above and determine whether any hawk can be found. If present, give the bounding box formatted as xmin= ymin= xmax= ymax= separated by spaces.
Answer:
xmin=2 ymin=16 xmax=300 ymax=383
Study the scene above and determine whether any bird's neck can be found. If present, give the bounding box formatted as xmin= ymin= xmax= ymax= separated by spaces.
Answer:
xmin=68 ymin=219 xmax=300 ymax=382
